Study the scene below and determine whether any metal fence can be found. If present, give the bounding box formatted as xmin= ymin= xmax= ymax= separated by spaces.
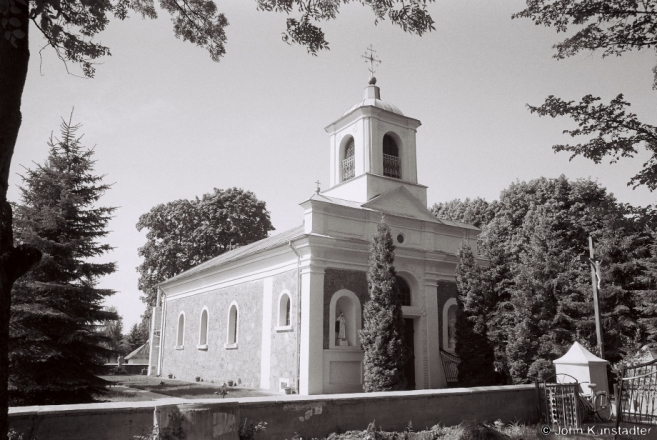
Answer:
xmin=537 ymin=381 xmax=581 ymax=430
xmin=617 ymin=358 xmax=657 ymax=428
xmin=439 ymin=349 xmax=460 ymax=384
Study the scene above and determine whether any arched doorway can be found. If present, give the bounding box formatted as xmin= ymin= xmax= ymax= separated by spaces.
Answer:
xmin=403 ymin=318 xmax=416 ymax=390
xmin=396 ymin=273 xmax=419 ymax=390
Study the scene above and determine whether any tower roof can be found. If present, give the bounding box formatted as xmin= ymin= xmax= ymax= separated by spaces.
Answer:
xmin=343 ymin=78 xmax=404 ymax=117
xmin=553 ymin=341 xmax=609 ymax=365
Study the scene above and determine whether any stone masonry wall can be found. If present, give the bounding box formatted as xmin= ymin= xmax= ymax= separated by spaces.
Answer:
xmin=269 ymin=270 xmax=299 ymax=391
xmin=161 ymin=280 xmax=264 ymax=388
xmin=322 ymin=268 xmax=369 ymax=349
xmin=9 ymin=386 xmax=538 ymax=440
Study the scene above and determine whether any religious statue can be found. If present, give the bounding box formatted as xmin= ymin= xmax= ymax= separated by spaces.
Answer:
xmin=336 ymin=312 xmax=347 ymax=346
xmin=447 ymin=311 xmax=457 ymax=350
xmin=117 ymin=355 xmax=123 ymax=368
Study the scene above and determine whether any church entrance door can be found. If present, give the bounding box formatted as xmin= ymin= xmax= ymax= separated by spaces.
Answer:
xmin=403 ymin=318 xmax=416 ymax=390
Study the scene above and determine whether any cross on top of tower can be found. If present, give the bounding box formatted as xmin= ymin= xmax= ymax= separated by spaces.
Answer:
xmin=361 ymin=45 xmax=382 ymax=77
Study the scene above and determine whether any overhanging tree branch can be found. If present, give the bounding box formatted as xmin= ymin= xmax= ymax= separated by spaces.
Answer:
xmin=528 ymin=94 xmax=657 ymax=190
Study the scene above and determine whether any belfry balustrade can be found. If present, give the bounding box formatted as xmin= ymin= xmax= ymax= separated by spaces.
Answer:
xmin=342 ymin=156 xmax=355 ymax=181
xmin=383 ymin=154 xmax=401 ymax=178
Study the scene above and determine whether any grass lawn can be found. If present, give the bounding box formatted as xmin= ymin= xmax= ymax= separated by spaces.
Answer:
xmin=96 ymin=375 xmax=279 ymax=402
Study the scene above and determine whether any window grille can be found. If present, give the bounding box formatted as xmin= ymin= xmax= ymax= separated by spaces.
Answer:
xmin=383 ymin=154 xmax=401 ymax=178
xmin=342 ymin=156 xmax=355 ymax=181
xmin=342 ymin=139 xmax=355 ymax=181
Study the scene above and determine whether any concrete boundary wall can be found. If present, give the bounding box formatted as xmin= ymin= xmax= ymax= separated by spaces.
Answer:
xmin=8 ymin=385 xmax=536 ymax=440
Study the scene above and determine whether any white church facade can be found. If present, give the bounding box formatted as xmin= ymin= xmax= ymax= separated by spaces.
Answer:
xmin=147 ymin=79 xmax=481 ymax=395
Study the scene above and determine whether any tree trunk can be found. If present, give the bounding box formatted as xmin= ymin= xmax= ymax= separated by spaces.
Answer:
xmin=0 ymin=3 xmax=42 ymax=437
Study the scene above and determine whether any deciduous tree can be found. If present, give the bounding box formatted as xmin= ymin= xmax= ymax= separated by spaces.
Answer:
xmin=514 ymin=0 xmax=657 ymax=191
xmin=359 ymin=218 xmax=408 ymax=391
xmin=435 ymin=176 xmax=653 ymax=383
xmin=430 ymin=197 xmax=494 ymax=229
xmin=99 ymin=306 xmax=127 ymax=361
xmin=136 ymin=187 xmax=274 ymax=307
xmin=9 ymin=114 xmax=116 ymax=405
xmin=454 ymin=243 xmax=496 ymax=386
xmin=528 ymin=95 xmax=657 ymax=191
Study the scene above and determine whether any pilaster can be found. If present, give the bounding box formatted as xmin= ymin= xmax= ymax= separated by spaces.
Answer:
xmin=425 ymin=280 xmax=446 ymax=388
xmin=147 ymin=305 xmax=161 ymax=376
xmin=298 ymin=264 xmax=326 ymax=395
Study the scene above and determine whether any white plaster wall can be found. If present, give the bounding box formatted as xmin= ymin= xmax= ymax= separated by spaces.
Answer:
xmin=323 ymin=349 xmax=365 ymax=394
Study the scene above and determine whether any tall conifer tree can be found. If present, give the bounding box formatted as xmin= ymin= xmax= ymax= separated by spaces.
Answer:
xmin=10 ymin=114 xmax=117 ymax=405
xmin=454 ymin=243 xmax=496 ymax=386
xmin=360 ymin=217 xmax=408 ymax=391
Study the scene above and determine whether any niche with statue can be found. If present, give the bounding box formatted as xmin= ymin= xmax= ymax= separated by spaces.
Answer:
xmin=330 ymin=290 xmax=362 ymax=349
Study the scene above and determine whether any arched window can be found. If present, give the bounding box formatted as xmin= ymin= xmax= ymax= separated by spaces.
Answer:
xmin=198 ymin=308 xmax=209 ymax=348
xmin=278 ymin=293 xmax=291 ymax=327
xmin=342 ymin=137 xmax=355 ymax=182
xmin=396 ymin=276 xmax=411 ymax=306
xmin=383 ymin=134 xmax=400 ymax=178
xmin=176 ymin=313 xmax=185 ymax=348
xmin=226 ymin=302 xmax=239 ymax=347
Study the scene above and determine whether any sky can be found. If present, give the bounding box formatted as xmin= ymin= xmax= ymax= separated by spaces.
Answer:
xmin=9 ymin=1 xmax=657 ymax=330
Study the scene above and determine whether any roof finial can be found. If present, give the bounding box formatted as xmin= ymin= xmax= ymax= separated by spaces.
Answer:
xmin=315 ymin=180 xmax=321 ymax=194
xmin=362 ymin=45 xmax=381 ymax=83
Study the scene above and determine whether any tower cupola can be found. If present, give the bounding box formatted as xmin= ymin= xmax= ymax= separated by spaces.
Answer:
xmin=322 ymin=78 xmax=427 ymax=205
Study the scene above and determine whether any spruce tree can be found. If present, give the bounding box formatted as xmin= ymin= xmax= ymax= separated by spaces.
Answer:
xmin=359 ymin=218 xmax=408 ymax=391
xmin=454 ymin=243 xmax=496 ymax=386
xmin=124 ymin=323 xmax=148 ymax=353
xmin=10 ymin=114 xmax=117 ymax=405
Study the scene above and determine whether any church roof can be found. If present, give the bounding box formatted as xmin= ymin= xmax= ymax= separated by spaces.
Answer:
xmin=342 ymin=81 xmax=404 ymax=117
xmin=343 ymin=98 xmax=403 ymax=117
xmin=160 ymin=225 xmax=306 ymax=286
xmin=125 ymin=343 xmax=149 ymax=360
xmin=308 ymin=191 xmax=479 ymax=231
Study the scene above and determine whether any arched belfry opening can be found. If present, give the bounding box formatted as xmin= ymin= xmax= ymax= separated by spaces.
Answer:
xmin=383 ymin=134 xmax=400 ymax=179
xmin=342 ymin=137 xmax=355 ymax=182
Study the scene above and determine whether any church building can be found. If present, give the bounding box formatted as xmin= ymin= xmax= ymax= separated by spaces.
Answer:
xmin=147 ymin=78 xmax=481 ymax=395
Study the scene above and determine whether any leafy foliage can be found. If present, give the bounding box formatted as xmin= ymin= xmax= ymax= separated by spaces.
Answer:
xmin=430 ymin=197 xmax=494 ymax=229
xmin=238 ymin=419 xmax=267 ymax=440
xmin=515 ymin=0 xmax=657 ymax=195
xmin=454 ymin=243 xmax=496 ymax=386
xmin=513 ymin=0 xmax=657 ymax=87
xmin=124 ymin=321 xmax=149 ymax=354
xmin=9 ymin=114 xmax=117 ymax=405
xmin=528 ymin=94 xmax=657 ymax=191
xmin=0 ymin=0 xmax=437 ymax=77
xmin=257 ymin=0 xmax=436 ymax=55
xmin=136 ymin=187 xmax=274 ymax=307
xmin=434 ymin=176 xmax=654 ymax=383
xmin=98 ymin=305 xmax=129 ymax=360
xmin=359 ymin=217 xmax=408 ymax=392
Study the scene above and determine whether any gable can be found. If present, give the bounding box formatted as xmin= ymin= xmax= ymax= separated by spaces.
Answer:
xmin=361 ymin=186 xmax=440 ymax=223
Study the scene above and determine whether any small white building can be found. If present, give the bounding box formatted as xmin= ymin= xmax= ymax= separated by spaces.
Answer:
xmin=124 ymin=343 xmax=150 ymax=365
xmin=147 ymin=79 xmax=482 ymax=394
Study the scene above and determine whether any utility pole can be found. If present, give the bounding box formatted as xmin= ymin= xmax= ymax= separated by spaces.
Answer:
xmin=588 ymin=236 xmax=605 ymax=360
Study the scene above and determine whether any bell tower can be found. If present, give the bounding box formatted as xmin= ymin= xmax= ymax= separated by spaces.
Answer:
xmin=322 ymin=77 xmax=427 ymax=205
